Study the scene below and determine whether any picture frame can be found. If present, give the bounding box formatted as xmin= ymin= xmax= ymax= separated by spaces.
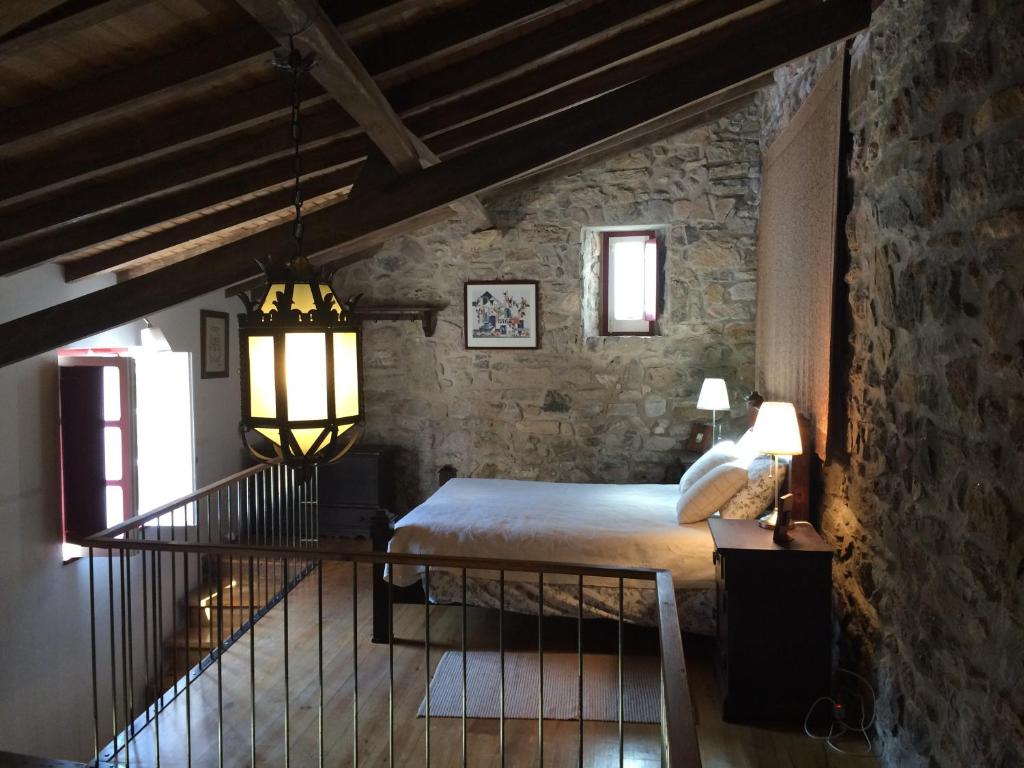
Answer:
xmin=685 ymin=422 xmax=713 ymax=453
xmin=464 ymin=280 xmax=539 ymax=349
xmin=200 ymin=310 xmax=230 ymax=379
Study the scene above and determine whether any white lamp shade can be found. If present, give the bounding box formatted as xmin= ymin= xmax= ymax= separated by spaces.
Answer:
xmin=752 ymin=401 xmax=803 ymax=455
xmin=140 ymin=324 xmax=171 ymax=352
xmin=696 ymin=378 xmax=730 ymax=411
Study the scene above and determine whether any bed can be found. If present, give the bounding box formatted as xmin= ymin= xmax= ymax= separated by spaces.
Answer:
xmin=381 ymin=477 xmax=718 ymax=635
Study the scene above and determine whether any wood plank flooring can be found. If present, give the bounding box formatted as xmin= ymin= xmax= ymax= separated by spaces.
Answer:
xmin=113 ymin=560 xmax=876 ymax=767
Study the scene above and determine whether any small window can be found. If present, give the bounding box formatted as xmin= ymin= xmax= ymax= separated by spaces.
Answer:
xmin=601 ymin=230 xmax=660 ymax=335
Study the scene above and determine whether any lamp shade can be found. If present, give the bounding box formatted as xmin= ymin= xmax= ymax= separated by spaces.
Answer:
xmin=140 ymin=323 xmax=171 ymax=352
xmin=239 ymin=265 xmax=363 ymax=465
xmin=696 ymin=378 xmax=730 ymax=411
xmin=751 ymin=401 xmax=803 ymax=455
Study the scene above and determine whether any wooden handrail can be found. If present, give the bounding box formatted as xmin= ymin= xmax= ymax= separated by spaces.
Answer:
xmin=93 ymin=462 xmax=270 ymax=539
xmin=73 ymin=535 xmax=663 ymax=582
xmin=656 ymin=569 xmax=702 ymax=767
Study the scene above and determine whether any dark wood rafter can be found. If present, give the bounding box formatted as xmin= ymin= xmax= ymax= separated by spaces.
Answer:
xmin=0 ymin=0 xmax=67 ymax=40
xmin=0 ymin=0 xmax=575 ymax=208
xmin=0 ymin=0 xmax=873 ymax=368
xmin=0 ymin=0 xmax=152 ymax=58
xmin=0 ymin=0 xmax=765 ymax=276
xmin=235 ymin=0 xmax=422 ymax=173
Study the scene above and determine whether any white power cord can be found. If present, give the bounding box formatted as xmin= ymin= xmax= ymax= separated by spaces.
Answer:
xmin=803 ymin=667 xmax=877 ymax=757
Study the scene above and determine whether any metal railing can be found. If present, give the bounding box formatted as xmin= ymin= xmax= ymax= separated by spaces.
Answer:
xmin=74 ymin=466 xmax=701 ymax=767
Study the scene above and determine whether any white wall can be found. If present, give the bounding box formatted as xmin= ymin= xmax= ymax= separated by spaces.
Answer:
xmin=0 ymin=264 xmax=245 ymax=760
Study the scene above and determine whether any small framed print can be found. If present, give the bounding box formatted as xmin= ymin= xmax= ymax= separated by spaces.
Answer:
xmin=465 ymin=280 xmax=539 ymax=349
xmin=200 ymin=310 xmax=230 ymax=379
xmin=685 ymin=423 xmax=713 ymax=453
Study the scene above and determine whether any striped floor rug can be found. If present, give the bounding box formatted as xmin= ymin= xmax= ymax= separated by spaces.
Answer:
xmin=417 ymin=651 xmax=661 ymax=723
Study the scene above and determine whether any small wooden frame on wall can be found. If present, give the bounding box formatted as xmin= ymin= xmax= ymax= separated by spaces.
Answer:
xmin=685 ymin=423 xmax=713 ymax=453
xmin=465 ymin=280 xmax=539 ymax=349
xmin=200 ymin=310 xmax=229 ymax=379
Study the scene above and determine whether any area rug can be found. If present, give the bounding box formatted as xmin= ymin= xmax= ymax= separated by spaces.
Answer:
xmin=417 ymin=651 xmax=660 ymax=723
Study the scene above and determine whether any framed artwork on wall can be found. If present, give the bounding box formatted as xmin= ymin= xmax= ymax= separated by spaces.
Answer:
xmin=464 ymin=280 xmax=539 ymax=349
xmin=200 ymin=309 xmax=229 ymax=379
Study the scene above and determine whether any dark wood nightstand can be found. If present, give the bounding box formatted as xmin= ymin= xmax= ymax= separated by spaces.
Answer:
xmin=316 ymin=446 xmax=393 ymax=538
xmin=708 ymin=517 xmax=833 ymax=723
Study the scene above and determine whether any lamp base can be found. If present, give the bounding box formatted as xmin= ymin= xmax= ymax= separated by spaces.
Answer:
xmin=757 ymin=509 xmax=793 ymax=530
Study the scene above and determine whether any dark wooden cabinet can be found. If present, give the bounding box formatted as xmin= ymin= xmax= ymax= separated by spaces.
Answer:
xmin=316 ymin=446 xmax=393 ymax=537
xmin=708 ymin=517 xmax=833 ymax=723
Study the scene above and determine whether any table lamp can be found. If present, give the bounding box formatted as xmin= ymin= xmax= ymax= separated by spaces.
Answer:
xmin=697 ymin=378 xmax=730 ymax=443
xmin=751 ymin=401 xmax=803 ymax=543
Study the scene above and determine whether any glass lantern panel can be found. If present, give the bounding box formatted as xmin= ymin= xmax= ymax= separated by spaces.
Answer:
xmin=285 ymin=332 xmax=328 ymax=421
xmin=248 ymin=336 xmax=277 ymax=419
xmin=333 ymin=331 xmax=360 ymax=419
xmin=290 ymin=283 xmax=316 ymax=314
xmin=259 ymin=283 xmax=288 ymax=314
xmin=292 ymin=427 xmax=324 ymax=456
xmin=256 ymin=427 xmax=281 ymax=447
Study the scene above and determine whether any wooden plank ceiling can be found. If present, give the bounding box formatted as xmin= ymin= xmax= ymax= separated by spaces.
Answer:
xmin=0 ymin=0 xmax=873 ymax=366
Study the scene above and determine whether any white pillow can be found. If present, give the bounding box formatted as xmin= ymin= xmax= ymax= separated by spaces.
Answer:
xmin=676 ymin=460 xmax=748 ymax=524
xmin=679 ymin=440 xmax=738 ymax=492
xmin=720 ymin=456 xmax=788 ymax=520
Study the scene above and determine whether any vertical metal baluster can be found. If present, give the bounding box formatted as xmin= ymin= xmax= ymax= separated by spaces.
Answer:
xmin=150 ymin=548 xmax=161 ymax=760
xmin=284 ymin=556 xmax=291 ymax=768
xmin=424 ymin=565 xmax=431 ymax=768
xmin=578 ymin=575 xmax=584 ymax=768
xmin=125 ymin=543 xmax=136 ymax=740
xmin=107 ymin=550 xmax=118 ymax=756
xmin=227 ymin=485 xmax=234 ymax=638
xmin=499 ymin=569 xmax=505 ymax=767
xmin=461 ymin=567 xmax=467 ymax=768
xmin=206 ymin=496 xmax=214 ymax=648
xmin=140 ymin=529 xmax=150 ymax=725
xmin=119 ymin=549 xmax=130 ymax=758
xmin=217 ymin=554 xmax=224 ymax=768
xmin=183 ymin=546 xmax=192 ymax=768
xmin=318 ymin=561 xmax=324 ymax=768
xmin=388 ymin=561 xmax=394 ymax=768
xmin=313 ymin=466 xmax=319 ymax=543
xmin=250 ymin=555 xmax=257 ymax=768
xmin=89 ymin=549 xmax=100 ymax=765
xmin=618 ymin=578 xmax=624 ymax=767
xmin=538 ymin=572 xmax=544 ymax=768
xmin=170 ymin=515 xmax=178 ymax=694
xmin=352 ymin=561 xmax=358 ymax=767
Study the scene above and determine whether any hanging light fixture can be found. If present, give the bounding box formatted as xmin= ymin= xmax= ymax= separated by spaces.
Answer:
xmin=237 ymin=36 xmax=363 ymax=466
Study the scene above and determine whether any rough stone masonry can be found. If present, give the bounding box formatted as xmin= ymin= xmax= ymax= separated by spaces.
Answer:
xmin=761 ymin=0 xmax=1024 ymax=765
xmin=336 ymin=104 xmax=762 ymax=514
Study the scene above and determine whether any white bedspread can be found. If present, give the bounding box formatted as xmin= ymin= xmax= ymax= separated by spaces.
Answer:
xmin=388 ymin=478 xmax=715 ymax=589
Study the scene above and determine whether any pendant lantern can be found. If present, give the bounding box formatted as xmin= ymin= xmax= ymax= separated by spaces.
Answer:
xmin=237 ymin=37 xmax=363 ymax=465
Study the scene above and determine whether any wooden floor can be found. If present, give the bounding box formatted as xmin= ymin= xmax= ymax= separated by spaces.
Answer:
xmin=113 ymin=561 xmax=875 ymax=767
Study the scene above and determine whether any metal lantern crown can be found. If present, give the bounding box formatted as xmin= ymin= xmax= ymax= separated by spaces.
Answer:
xmin=237 ymin=37 xmax=363 ymax=466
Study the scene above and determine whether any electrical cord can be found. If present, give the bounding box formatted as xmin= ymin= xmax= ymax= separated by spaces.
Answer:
xmin=803 ymin=667 xmax=877 ymax=757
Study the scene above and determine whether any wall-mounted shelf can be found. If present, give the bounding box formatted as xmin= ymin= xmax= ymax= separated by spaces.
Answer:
xmin=352 ymin=305 xmax=446 ymax=337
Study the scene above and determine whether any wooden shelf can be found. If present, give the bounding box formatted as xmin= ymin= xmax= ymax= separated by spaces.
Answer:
xmin=352 ymin=304 xmax=445 ymax=337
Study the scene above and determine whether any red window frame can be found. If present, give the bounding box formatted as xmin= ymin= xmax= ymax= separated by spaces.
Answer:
xmin=600 ymin=230 xmax=661 ymax=336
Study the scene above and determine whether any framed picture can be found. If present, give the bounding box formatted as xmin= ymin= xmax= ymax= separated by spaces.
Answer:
xmin=685 ymin=422 xmax=713 ymax=453
xmin=464 ymin=280 xmax=539 ymax=349
xmin=200 ymin=310 xmax=230 ymax=379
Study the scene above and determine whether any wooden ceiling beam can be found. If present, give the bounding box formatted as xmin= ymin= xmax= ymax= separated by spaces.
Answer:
xmin=61 ymin=168 xmax=358 ymax=283
xmin=236 ymin=0 xmax=422 ymax=173
xmin=0 ymin=0 xmax=572 ymax=206
xmin=0 ymin=0 xmax=871 ymax=368
xmin=0 ymin=25 xmax=277 ymax=155
xmin=0 ymin=0 xmax=776 ymax=274
xmin=0 ymin=0 xmax=153 ymax=59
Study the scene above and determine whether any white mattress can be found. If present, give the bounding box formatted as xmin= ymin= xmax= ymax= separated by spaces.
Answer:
xmin=388 ymin=478 xmax=715 ymax=590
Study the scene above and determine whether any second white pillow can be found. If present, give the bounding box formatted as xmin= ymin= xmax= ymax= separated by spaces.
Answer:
xmin=676 ymin=460 xmax=749 ymax=524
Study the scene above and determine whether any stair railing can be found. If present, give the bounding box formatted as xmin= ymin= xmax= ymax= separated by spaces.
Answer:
xmin=74 ymin=466 xmax=701 ymax=768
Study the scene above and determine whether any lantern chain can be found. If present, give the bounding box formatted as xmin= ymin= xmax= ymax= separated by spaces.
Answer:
xmin=274 ymin=34 xmax=316 ymax=263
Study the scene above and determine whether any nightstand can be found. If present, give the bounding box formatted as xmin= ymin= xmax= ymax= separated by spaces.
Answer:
xmin=708 ymin=517 xmax=833 ymax=723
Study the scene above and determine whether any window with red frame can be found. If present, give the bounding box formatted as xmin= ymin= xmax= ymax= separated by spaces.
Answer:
xmin=600 ymin=230 xmax=661 ymax=335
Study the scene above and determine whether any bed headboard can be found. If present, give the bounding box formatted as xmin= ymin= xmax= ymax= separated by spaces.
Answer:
xmin=787 ymin=413 xmax=819 ymax=526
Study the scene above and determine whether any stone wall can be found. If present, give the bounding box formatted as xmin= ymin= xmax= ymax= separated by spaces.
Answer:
xmin=761 ymin=1 xmax=1024 ymax=765
xmin=336 ymin=104 xmax=762 ymax=513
